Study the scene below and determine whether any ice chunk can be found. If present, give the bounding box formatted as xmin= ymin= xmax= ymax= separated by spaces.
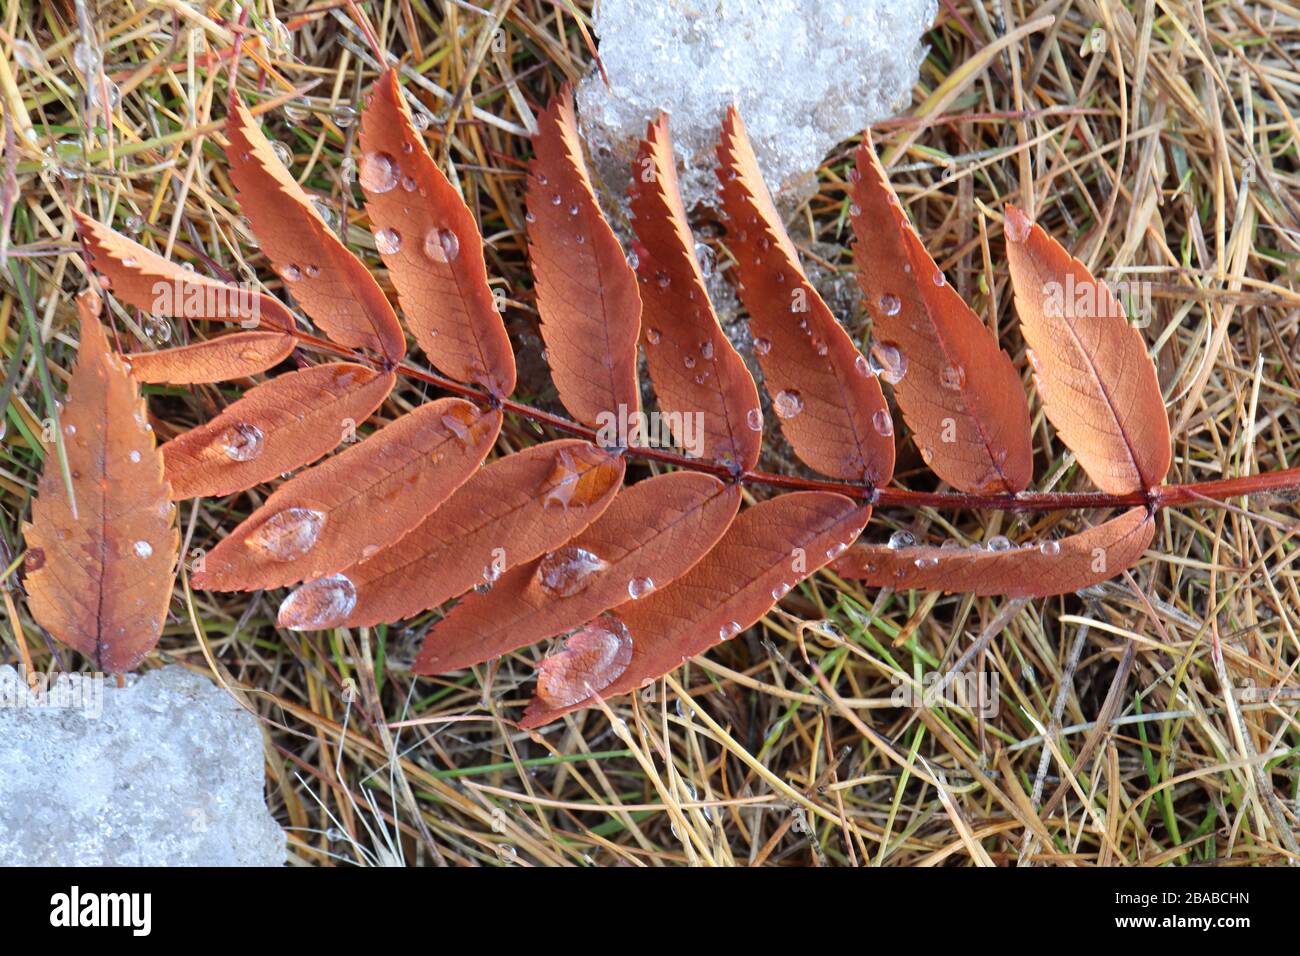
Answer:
xmin=577 ymin=0 xmax=936 ymax=212
xmin=0 ymin=666 xmax=285 ymax=866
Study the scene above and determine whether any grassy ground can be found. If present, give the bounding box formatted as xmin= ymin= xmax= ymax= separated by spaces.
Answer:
xmin=1 ymin=0 xmax=1298 ymax=866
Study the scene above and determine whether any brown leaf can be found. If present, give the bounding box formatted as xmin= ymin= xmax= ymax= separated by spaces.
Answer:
xmin=851 ymin=138 xmax=1033 ymax=494
xmin=1005 ymin=206 xmax=1170 ymax=493
xmin=74 ymin=210 xmax=295 ymax=331
xmin=22 ymin=292 xmax=179 ymax=672
xmin=225 ymin=92 xmax=406 ymax=362
xmin=716 ymin=108 xmax=894 ymax=485
xmin=520 ymin=491 xmax=871 ymax=726
xmin=279 ymin=440 xmax=625 ymax=630
xmin=415 ymin=472 xmax=740 ymax=674
xmin=125 ymin=330 xmax=296 ymax=384
xmin=194 ymin=399 xmax=500 ymax=591
xmin=527 ymin=85 xmax=641 ymax=427
xmin=830 ymin=507 xmax=1155 ymax=597
xmin=629 ymin=115 xmax=762 ymax=471
xmin=161 ymin=363 xmax=395 ymax=499
xmin=358 ymin=70 xmax=516 ymax=397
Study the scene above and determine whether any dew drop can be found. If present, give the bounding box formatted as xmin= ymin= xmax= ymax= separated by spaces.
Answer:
xmin=132 ymin=540 xmax=153 ymax=559
xmin=940 ymin=365 xmax=966 ymax=391
xmin=986 ymin=535 xmax=1012 ymax=552
xmin=23 ymin=548 xmax=45 ymax=572
xmin=888 ymin=530 xmax=915 ymax=549
xmin=869 ymin=342 xmax=908 ymax=384
xmin=854 ymin=354 xmax=871 ymax=377
xmin=753 ymin=337 xmax=772 ymax=356
xmin=773 ymin=389 xmax=804 ymax=420
xmin=220 ymin=422 xmax=265 ymax=461
xmin=1005 ymin=208 xmax=1033 ymax=243
xmin=746 ymin=407 xmax=763 ymax=432
xmin=64 ymin=423 xmax=76 ymax=436
xmin=535 ymin=616 xmax=633 ymax=707
xmin=932 ymin=269 xmax=947 ymax=287
xmin=878 ymin=293 xmax=901 ymax=316
xmin=374 ymin=228 xmax=402 ymax=255
xmin=825 ymin=540 xmax=849 ymax=559
xmin=423 ymin=227 xmax=460 ymax=262
xmin=359 ymin=151 xmax=399 ymax=193
xmin=655 ymin=270 xmax=671 ymax=290
xmin=771 ymin=581 xmax=792 ymax=601
xmin=873 ymin=409 xmax=893 ymax=437
xmin=247 ymin=507 xmax=325 ymax=561
xmin=282 ymin=263 xmax=302 ymax=282
xmin=129 ymin=450 xmax=142 ymax=463
xmin=683 ymin=355 xmax=696 ymax=370
xmin=700 ymin=341 xmax=714 ymax=360
xmin=1039 ymin=540 xmax=1061 ymax=556
xmin=627 ymin=576 xmax=655 ymax=600
xmin=537 ymin=546 xmax=607 ymax=597
xmin=278 ymin=574 xmax=356 ymax=630
xmin=914 ymin=555 xmax=939 ymax=569
xmin=645 ymin=327 xmax=662 ymax=345
xmin=719 ymin=620 xmax=742 ymax=641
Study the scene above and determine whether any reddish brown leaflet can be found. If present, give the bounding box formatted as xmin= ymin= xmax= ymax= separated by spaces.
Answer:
xmin=716 ymin=107 xmax=894 ymax=485
xmin=358 ymin=70 xmax=516 ymax=397
xmin=22 ymin=293 xmax=179 ymax=672
xmin=851 ymin=137 xmax=1032 ymax=494
xmin=527 ymin=85 xmax=642 ymax=427
xmin=832 ymin=507 xmax=1156 ymax=597
xmin=1004 ymin=206 xmax=1170 ymax=494
xmin=629 ymin=114 xmax=762 ymax=471
xmin=124 ymin=331 xmax=296 ymax=384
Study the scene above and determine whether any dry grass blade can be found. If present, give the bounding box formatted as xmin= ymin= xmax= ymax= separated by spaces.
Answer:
xmin=22 ymin=292 xmax=178 ymax=672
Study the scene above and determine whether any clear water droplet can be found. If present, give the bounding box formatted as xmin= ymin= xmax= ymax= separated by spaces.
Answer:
xmin=129 ymin=450 xmax=141 ymax=463
xmin=719 ymin=620 xmax=742 ymax=641
xmin=773 ymin=389 xmax=804 ymax=420
xmin=535 ymin=616 xmax=634 ymax=707
xmin=359 ymin=151 xmax=399 ymax=193
xmin=247 ymin=507 xmax=325 ymax=561
xmin=746 ymin=407 xmax=763 ymax=432
xmin=753 ymin=337 xmax=772 ymax=356
xmin=132 ymin=540 xmax=153 ymax=559
xmin=282 ymin=263 xmax=302 ymax=282
xmin=278 ymin=574 xmax=356 ymax=630
xmin=914 ymin=555 xmax=939 ymax=569
xmin=869 ymin=341 xmax=908 ymax=384
xmin=220 ymin=422 xmax=264 ymax=461
xmin=627 ymin=576 xmax=655 ymax=600
xmin=423 ymin=228 xmax=460 ymax=262
xmin=374 ymin=228 xmax=402 ymax=255
xmin=940 ymin=365 xmax=966 ymax=391
xmin=888 ymin=530 xmax=915 ymax=549
xmin=986 ymin=535 xmax=1012 ymax=552
xmin=878 ymin=293 xmax=901 ymax=316
xmin=537 ymin=546 xmax=607 ymax=597
xmin=873 ymin=410 xmax=893 ymax=437
xmin=645 ymin=327 xmax=662 ymax=345
xmin=1039 ymin=540 xmax=1061 ymax=556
